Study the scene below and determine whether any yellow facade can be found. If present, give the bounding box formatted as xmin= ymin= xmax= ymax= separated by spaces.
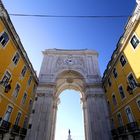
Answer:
xmin=102 ymin=3 xmax=140 ymax=140
xmin=0 ymin=2 xmax=38 ymax=139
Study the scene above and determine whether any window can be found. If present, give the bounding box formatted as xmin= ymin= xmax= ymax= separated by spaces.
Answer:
xmin=21 ymin=66 xmax=27 ymax=77
xmin=107 ymin=101 xmax=111 ymax=114
xmin=136 ymin=98 xmax=140 ymax=110
xmin=23 ymin=117 xmax=28 ymax=128
xmin=12 ymin=52 xmax=20 ymax=65
xmin=28 ymin=76 xmax=32 ymax=86
xmin=125 ymin=107 xmax=134 ymax=123
xmin=128 ymin=73 xmax=137 ymax=90
xmin=13 ymin=83 xmax=20 ymax=98
xmin=111 ymin=118 xmax=115 ymax=129
xmin=118 ymin=85 xmax=125 ymax=99
xmin=108 ymin=78 xmax=111 ymax=87
xmin=117 ymin=113 xmax=123 ymax=127
xmin=112 ymin=94 xmax=117 ymax=106
xmin=0 ymin=31 xmax=9 ymax=47
xmin=113 ymin=68 xmax=118 ymax=78
xmin=15 ymin=112 xmax=21 ymax=125
xmin=120 ymin=55 xmax=126 ymax=67
xmin=0 ymin=71 xmax=11 ymax=87
xmin=32 ymin=84 xmax=36 ymax=94
xmin=29 ymin=99 xmax=33 ymax=110
xmin=3 ymin=106 xmax=13 ymax=121
xmin=22 ymin=93 xmax=27 ymax=104
xmin=29 ymin=100 xmax=33 ymax=107
xmin=130 ymin=35 xmax=139 ymax=49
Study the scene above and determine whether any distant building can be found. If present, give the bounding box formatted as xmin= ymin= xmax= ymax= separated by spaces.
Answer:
xmin=102 ymin=1 xmax=140 ymax=140
xmin=0 ymin=1 xmax=38 ymax=140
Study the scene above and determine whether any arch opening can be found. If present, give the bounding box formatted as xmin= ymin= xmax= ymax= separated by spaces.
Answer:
xmin=55 ymin=89 xmax=85 ymax=140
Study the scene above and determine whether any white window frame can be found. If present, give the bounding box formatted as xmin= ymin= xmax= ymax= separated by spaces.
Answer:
xmin=111 ymin=118 xmax=115 ymax=129
xmin=12 ymin=52 xmax=20 ymax=65
xmin=21 ymin=65 xmax=27 ymax=77
xmin=0 ymin=70 xmax=11 ymax=87
xmin=0 ymin=31 xmax=9 ymax=48
xmin=22 ymin=92 xmax=27 ymax=104
xmin=125 ymin=106 xmax=135 ymax=123
xmin=112 ymin=93 xmax=117 ymax=106
xmin=113 ymin=68 xmax=118 ymax=78
xmin=130 ymin=33 xmax=140 ymax=50
xmin=118 ymin=84 xmax=126 ymax=100
xmin=3 ymin=105 xmax=13 ymax=122
xmin=120 ymin=54 xmax=127 ymax=67
xmin=108 ymin=78 xmax=112 ymax=87
xmin=136 ymin=97 xmax=140 ymax=111
xmin=127 ymin=72 xmax=137 ymax=90
xmin=117 ymin=112 xmax=123 ymax=127
xmin=13 ymin=83 xmax=21 ymax=98
xmin=15 ymin=112 xmax=21 ymax=125
xmin=23 ymin=117 xmax=28 ymax=128
xmin=28 ymin=76 xmax=32 ymax=86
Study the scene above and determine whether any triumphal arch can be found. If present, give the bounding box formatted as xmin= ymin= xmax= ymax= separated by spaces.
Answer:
xmin=26 ymin=49 xmax=111 ymax=140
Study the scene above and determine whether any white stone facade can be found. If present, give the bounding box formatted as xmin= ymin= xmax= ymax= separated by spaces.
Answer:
xmin=25 ymin=49 xmax=111 ymax=140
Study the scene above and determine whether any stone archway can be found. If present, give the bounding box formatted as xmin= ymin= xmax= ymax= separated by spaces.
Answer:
xmin=26 ymin=49 xmax=111 ymax=140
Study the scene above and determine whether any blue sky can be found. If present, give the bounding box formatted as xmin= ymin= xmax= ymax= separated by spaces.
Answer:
xmin=2 ymin=0 xmax=136 ymax=140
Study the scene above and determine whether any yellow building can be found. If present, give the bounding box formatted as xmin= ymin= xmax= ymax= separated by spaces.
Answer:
xmin=102 ymin=2 xmax=140 ymax=140
xmin=0 ymin=1 xmax=38 ymax=140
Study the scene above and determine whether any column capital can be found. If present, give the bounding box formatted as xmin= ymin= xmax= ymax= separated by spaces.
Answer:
xmin=80 ymin=98 xmax=87 ymax=109
xmin=86 ymin=93 xmax=104 ymax=100
xmin=37 ymin=92 xmax=53 ymax=98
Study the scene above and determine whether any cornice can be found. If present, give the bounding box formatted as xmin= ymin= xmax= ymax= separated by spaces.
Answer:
xmin=42 ymin=48 xmax=98 ymax=56
xmin=0 ymin=1 xmax=38 ymax=83
xmin=102 ymin=3 xmax=140 ymax=83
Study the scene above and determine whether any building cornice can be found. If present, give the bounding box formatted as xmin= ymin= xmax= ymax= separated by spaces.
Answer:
xmin=102 ymin=3 xmax=140 ymax=83
xmin=42 ymin=48 xmax=99 ymax=57
xmin=0 ymin=1 xmax=38 ymax=83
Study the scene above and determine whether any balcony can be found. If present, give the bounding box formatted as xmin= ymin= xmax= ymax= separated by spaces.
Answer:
xmin=0 ymin=120 xmax=11 ymax=133
xmin=20 ymin=128 xmax=27 ymax=137
xmin=11 ymin=125 xmax=20 ymax=135
xmin=111 ymin=129 xmax=118 ymax=137
xmin=127 ymin=122 xmax=139 ymax=132
xmin=117 ymin=126 xmax=126 ymax=135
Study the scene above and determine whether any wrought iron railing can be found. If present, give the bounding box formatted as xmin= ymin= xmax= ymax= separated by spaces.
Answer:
xmin=117 ymin=126 xmax=126 ymax=135
xmin=111 ymin=129 xmax=118 ymax=136
xmin=20 ymin=128 xmax=27 ymax=137
xmin=127 ymin=122 xmax=139 ymax=132
xmin=0 ymin=120 xmax=11 ymax=133
xmin=11 ymin=124 xmax=20 ymax=135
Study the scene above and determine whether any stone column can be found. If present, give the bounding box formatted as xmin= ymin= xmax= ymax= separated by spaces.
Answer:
xmin=85 ymin=87 xmax=111 ymax=140
xmin=81 ymin=97 xmax=88 ymax=140
xmin=50 ymin=97 xmax=60 ymax=140
xmin=25 ymin=88 xmax=55 ymax=140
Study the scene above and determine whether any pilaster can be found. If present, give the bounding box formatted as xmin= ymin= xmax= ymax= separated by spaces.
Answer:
xmin=85 ymin=87 xmax=111 ymax=140
xmin=25 ymin=86 xmax=55 ymax=140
